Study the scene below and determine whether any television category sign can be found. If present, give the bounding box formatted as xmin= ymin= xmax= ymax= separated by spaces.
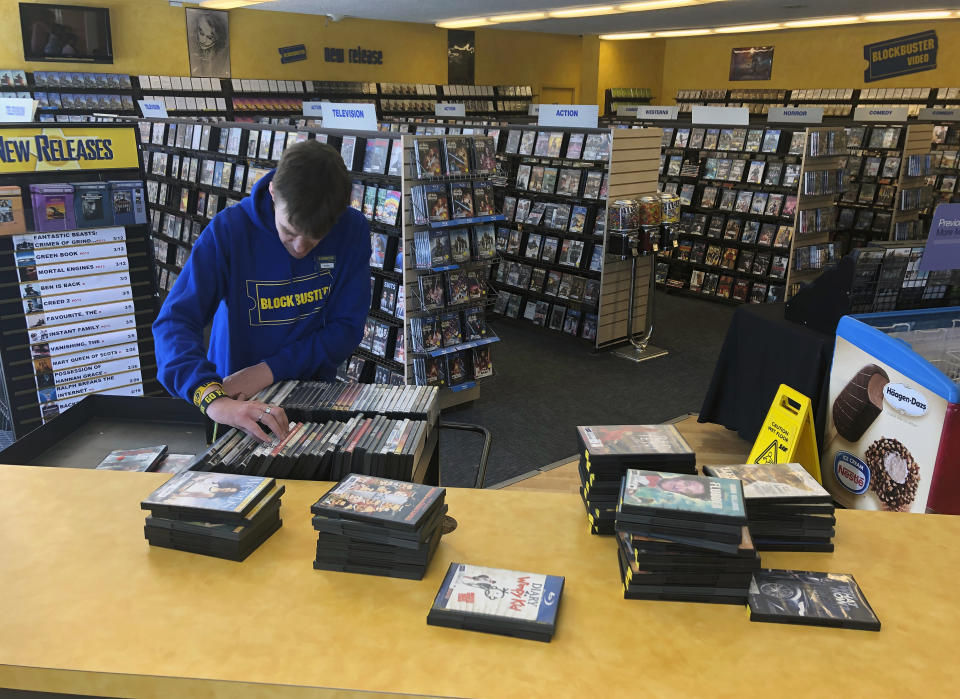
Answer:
xmin=864 ymin=31 xmax=937 ymax=82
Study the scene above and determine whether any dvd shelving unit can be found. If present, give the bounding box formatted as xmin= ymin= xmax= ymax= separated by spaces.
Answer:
xmin=401 ymin=133 xmax=502 ymax=408
xmin=927 ymin=121 xmax=960 ymax=214
xmin=849 ymin=242 xmax=959 ymax=313
xmin=891 ymin=123 xmax=935 ymax=241
xmin=0 ymin=122 xmax=161 ymax=443
xmin=489 ymin=125 xmax=661 ymax=348
xmin=603 ymin=88 xmax=653 ymax=117
xmin=836 ymin=121 xmax=909 ymax=250
xmin=137 ymin=118 xmax=499 ymax=404
xmin=785 ymin=126 xmax=847 ymax=298
xmin=674 ymin=88 xmax=935 ymax=120
xmin=649 ymin=120 xmax=807 ymax=304
xmin=137 ymin=118 xmax=408 ymax=387
xmin=837 ymin=122 xmax=934 ymax=247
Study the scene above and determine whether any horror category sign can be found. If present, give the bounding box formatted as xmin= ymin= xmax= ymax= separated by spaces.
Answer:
xmin=863 ymin=31 xmax=937 ymax=82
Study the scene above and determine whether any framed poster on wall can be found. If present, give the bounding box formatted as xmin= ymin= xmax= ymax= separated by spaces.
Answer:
xmin=730 ymin=46 xmax=774 ymax=81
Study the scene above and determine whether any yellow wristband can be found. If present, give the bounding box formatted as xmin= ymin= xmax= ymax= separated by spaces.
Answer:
xmin=192 ymin=381 xmax=223 ymax=408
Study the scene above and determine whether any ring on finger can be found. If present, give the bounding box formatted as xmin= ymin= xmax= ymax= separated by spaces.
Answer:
xmin=264 ymin=407 xmax=272 ymax=415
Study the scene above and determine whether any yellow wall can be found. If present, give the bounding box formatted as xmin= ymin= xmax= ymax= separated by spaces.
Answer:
xmin=660 ymin=19 xmax=960 ymax=102
xmin=0 ymin=0 xmax=580 ymax=100
xmin=598 ymin=38 xmax=666 ymax=106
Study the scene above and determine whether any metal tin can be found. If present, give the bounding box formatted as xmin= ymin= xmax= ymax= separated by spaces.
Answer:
xmin=607 ymin=198 xmax=640 ymax=231
xmin=659 ymin=192 xmax=681 ymax=223
xmin=638 ymin=195 xmax=662 ymax=227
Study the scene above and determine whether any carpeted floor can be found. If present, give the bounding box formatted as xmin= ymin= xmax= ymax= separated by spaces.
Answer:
xmin=439 ymin=290 xmax=736 ymax=488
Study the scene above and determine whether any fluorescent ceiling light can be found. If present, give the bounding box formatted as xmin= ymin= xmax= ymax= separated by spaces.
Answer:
xmin=199 ymin=0 xmax=265 ymax=8
xmin=618 ymin=0 xmax=698 ymax=10
xmin=653 ymin=28 xmax=713 ymax=36
xmin=488 ymin=12 xmax=548 ymax=22
xmin=599 ymin=31 xmax=655 ymax=39
xmin=714 ymin=22 xmax=782 ymax=33
xmin=436 ymin=18 xmax=493 ymax=28
xmin=863 ymin=10 xmax=953 ymax=22
xmin=548 ymin=6 xmax=617 ymax=18
xmin=783 ymin=16 xmax=860 ymax=28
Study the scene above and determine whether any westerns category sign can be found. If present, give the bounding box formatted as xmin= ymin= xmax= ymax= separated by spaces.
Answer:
xmin=863 ymin=31 xmax=937 ymax=82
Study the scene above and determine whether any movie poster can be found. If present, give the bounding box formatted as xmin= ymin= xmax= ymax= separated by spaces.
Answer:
xmin=729 ymin=46 xmax=774 ymax=81
xmin=447 ymin=30 xmax=475 ymax=85
xmin=185 ymin=8 xmax=231 ymax=79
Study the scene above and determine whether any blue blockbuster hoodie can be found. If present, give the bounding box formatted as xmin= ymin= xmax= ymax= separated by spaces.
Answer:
xmin=153 ymin=171 xmax=372 ymax=403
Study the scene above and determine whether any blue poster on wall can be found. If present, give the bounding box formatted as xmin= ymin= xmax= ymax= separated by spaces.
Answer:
xmin=863 ymin=31 xmax=937 ymax=82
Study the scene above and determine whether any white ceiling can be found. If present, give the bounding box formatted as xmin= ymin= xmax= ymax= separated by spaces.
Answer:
xmin=236 ymin=1 xmax=955 ymax=34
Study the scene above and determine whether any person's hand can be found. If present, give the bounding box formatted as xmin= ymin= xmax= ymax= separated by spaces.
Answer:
xmin=206 ymin=396 xmax=289 ymax=443
xmin=223 ymin=362 xmax=274 ymax=401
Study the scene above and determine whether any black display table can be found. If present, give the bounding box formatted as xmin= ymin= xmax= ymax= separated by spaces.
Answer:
xmin=698 ymin=302 xmax=835 ymax=446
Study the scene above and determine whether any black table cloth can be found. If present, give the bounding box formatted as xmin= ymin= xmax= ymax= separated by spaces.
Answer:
xmin=699 ymin=302 xmax=835 ymax=448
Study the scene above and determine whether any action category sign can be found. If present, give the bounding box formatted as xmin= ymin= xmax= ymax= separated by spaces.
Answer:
xmin=864 ymin=31 xmax=937 ymax=82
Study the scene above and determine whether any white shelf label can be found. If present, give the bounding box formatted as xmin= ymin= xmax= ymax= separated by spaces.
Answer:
xmin=537 ymin=104 xmax=599 ymax=128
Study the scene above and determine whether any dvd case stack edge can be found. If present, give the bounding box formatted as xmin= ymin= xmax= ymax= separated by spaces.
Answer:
xmin=311 ymin=474 xmax=446 ymax=580
xmin=141 ymin=471 xmax=284 ymax=561
xmin=615 ymin=469 xmax=760 ymax=604
xmin=704 ymin=463 xmax=837 ymax=552
xmin=576 ymin=425 xmax=697 ymax=536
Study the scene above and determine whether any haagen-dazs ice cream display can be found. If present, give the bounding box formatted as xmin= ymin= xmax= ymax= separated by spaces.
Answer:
xmin=822 ymin=310 xmax=960 ymax=514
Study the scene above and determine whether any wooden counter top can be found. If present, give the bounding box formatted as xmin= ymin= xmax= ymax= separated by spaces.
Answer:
xmin=1 ymin=464 xmax=958 ymax=698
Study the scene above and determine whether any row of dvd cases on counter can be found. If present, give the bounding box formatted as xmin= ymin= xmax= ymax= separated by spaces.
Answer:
xmin=137 ymin=118 xmax=501 ymax=398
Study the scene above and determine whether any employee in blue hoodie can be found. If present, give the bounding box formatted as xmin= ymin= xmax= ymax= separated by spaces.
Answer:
xmin=153 ymin=140 xmax=371 ymax=442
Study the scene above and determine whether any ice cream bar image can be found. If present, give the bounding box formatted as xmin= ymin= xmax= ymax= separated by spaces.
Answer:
xmin=833 ymin=364 xmax=889 ymax=442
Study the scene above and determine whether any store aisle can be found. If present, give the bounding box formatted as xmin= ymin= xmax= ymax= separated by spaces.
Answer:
xmin=440 ymin=291 xmax=736 ymax=487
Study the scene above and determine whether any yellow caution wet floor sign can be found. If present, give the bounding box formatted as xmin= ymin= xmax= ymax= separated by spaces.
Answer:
xmin=747 ymin=384 xmax=822 ymax=482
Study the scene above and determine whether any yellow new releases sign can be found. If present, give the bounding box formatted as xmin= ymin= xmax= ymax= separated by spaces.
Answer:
xmin=0 ymin=126 xmax=139 ymax=174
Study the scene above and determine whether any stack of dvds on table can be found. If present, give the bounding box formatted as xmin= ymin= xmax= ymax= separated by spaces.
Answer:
xmin=575 ymin=425 xmax=697 ymax=535
xmin=311 ymin=474 xmax=446 ymax=580
xmin=427 ymin=563 xmax=565 ymax=642
xmin=704 ymin=463 xmax=836 ymax=552
xmin=141 ymin=471 xmax=284 ymax=561
xmin=615 ymin=469 xmax=760 ymax=604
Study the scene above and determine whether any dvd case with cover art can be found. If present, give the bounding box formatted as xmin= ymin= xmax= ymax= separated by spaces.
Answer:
xmin=363 ymin=138 xmax=389 ymax=174
xmin=426 ymin=184 xmax=450 ymax=222
xmin=73 ymin=182 xmax=113 ymax=228
xmin=428 ymin=562 xmax=565 ymax=642
xmin=703 ymin=463 xmax=832 ymax=503
xmin=444 ymin=137 xmax=471 ymax=175
xmin=30 ymin=184 xmax=76 ymax=232
xmin=748 ymin=569 xmax=880 ymax=631
xmin=142 ymin=471 xmax=277 ymax=522
xmin=619 ymin=469 xmax=747 ymax=522
xmin=450 ymin=182 xmax=475 ymax=219
xmin=312 ymin=474 xmax=445 ymax=530
xmin=97 ymin=445 xmax=168 ymax=472
xmin=415 ymin=138 xmax=442 ymax=177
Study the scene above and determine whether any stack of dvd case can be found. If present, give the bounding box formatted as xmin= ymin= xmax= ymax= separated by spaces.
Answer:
xmin=311 ymin=474 xmax=446 ymax=580
xmin=704 ymin=463 xmax=836 ymax=552
xmin=192 ymin=414 xmax=430 ymax=482
xmin=615 ymin=469 xmax=760 ymax=604
xmin=748 ymin=569 xmax=881 ymax=631
xmin=252 ymin=381 xmax=439 ymax=423
xmin=576 ymin=425 xmax=697 ymax=535
xmin=428 ymin=563 xmax=565 ymax=642
xmin=141 ymin=471 xmax=284 ymax=561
